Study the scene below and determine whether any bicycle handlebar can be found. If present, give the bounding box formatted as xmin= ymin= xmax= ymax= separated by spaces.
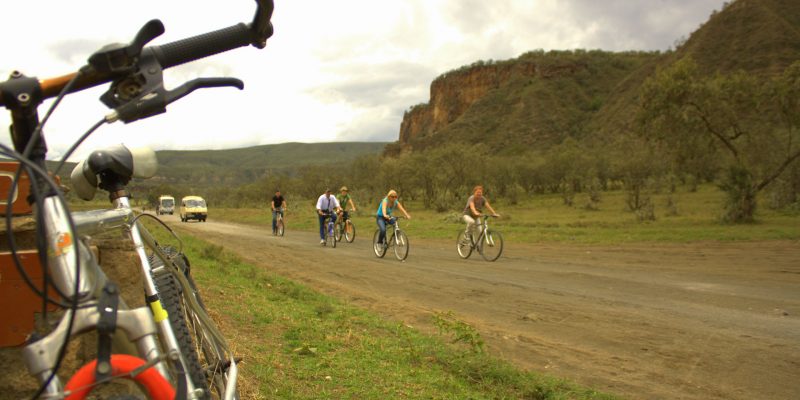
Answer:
xmin=150 ymin=23 xmax=252 ymax=69
xmin=0 ymin=0 xmax=274 ymax=107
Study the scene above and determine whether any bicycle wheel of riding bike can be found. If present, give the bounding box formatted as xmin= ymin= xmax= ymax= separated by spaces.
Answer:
xmin=344 ymin=220 xmax=356 ymax=243
xmin=477 ymin=230 xmax=504 ymax=262
xmin=456 ymin=231 xmax=473 ymax=259
xmin=330 ymin=221 xmax=338 ymax=248
xmin=277 ymin=217 xmax=285 ymax=237
xmin=372 ymin=230 xmax=387 ymax=258
xmin=149 ymin=247 xmax=238 ymax=399
xmin=334 ymin=220 xmax=343 ymax=242
xmin=393 ymin=230 xmax=409 ymax=261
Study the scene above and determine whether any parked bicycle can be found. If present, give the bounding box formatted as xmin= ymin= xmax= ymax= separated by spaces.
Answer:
xmin=372 ymin=216 xmax=409 ymax=261
xmin=321 ymin=211 xmax=337 ymax=248
xmin=0 ymin=1 xmax=274 ymax=398
xmin=456 ymin=215 xmax=504 ymax=261
xmin=334 ymin=211 xmax=356 ymax=243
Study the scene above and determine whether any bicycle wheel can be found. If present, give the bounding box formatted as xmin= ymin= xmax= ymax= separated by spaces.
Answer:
xmin=477 ymin=230 xmax=504 ymax=262
xmin=334 ymin=221 xmax=343 ymax=242
xmin=150 ymin=247 xmax=239 ymax=399
xmin=456 ymin=231 xmax=473 ymax=259
xmin=372 ymin=230 xmax=387 ymax=258
xmin=149 ymin=253 xmax=211 ymax=399
xmin=330 ymin=222 xmax=337 ymax=248
xmin=393 ymin=230 xmax=409 ymax=261
xmin=345 ymin=220 xmax=356 ymax=243
xmin=277 ymin=218 xmax=285 ymax=237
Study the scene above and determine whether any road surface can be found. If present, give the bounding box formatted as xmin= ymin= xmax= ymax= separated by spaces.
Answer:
xmin=170 ymin=215 xmax=800 ymax=400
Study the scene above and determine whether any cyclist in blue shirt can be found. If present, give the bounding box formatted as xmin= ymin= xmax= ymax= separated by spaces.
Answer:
xmin=375 ymin=189 xmax=411 ymax=248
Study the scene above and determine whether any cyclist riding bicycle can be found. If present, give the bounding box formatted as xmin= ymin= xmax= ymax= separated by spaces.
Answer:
xmin=375 ymin=189 xmax=411 ymax=250
xmin=316 ymin=188 xmax=342 ymax=244
xmin=271 ymin=189 xmax=287 ymax=235
xmin=337 ymin=186 xmax=357 ymax=221
xmin=463 ymin=185 xmax=500 ymax=240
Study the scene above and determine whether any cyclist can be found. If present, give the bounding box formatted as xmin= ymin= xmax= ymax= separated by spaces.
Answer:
xmin=316 ymin=188 xmax=342 ymax=245
xmin=463 ymin=185 xmax=499 ymax=240
xmin=375 ymin=189 xmax=411 ymax=250
xmin=337 ymin=186 xmax=357 ymax=223
xmin=271 ymin=189 xmax=287 ymax=235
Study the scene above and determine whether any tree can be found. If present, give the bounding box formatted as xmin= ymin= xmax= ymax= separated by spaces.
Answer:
xmin=639 ymin=59 xmax=800 ymax=222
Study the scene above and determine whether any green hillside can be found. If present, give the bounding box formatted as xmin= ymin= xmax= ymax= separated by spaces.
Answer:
xmin=154 ymin=141 xmax=387 ymax=186
xmin=589 ymin=0 xmax=800 ymax=140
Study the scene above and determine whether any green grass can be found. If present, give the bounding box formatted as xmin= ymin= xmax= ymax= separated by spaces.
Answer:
xmin=208 ymin=185 xmax=800 ymax=244
xmin=146 ymin=227 xmax=616 ymax=399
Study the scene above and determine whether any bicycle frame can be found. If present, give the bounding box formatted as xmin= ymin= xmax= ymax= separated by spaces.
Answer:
xmin=22 ymin=196 xmax=215 ymax=397
xmin=388 ymin=217 xmax=402 ymax=240
xmin=473 ymin=216 xmax=490 ymax=244
xmin=1 ymin=2 xmax=273 ymax=397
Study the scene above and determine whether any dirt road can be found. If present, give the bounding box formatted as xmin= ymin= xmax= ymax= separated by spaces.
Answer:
xmin=171 ymin=215 xmax=800 ymax=400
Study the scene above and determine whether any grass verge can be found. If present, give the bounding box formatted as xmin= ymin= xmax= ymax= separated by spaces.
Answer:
xmin=207 ymin=185 xmax=800 ymax=244
xmin=150 ymin=227 xmax=616 ymax=399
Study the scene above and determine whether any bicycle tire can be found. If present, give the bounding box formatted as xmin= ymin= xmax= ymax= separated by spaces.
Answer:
xmin=150 ymin=247 xmax=239 ymax=399
xmin=478 ymin=229 xmax=504 ymax=262
xmin=329 ymin=222 xmax=337 ymax=248
xmin=150 ymin=257 xmax=211 ymax=400
xmin=393 ymin=230 xmax=409 ymax=261
xmin=456 ymin=231 xmax=473 ymax=259
xmin=334 ymin=221 xmax=343 ymax=242
xmin=345 ymin=220 xmax=356 ymax=243
xmin=372 ymin=230 xmax=387 ymax=258
xmin=277 ymin=219 xmax=285 ymax=236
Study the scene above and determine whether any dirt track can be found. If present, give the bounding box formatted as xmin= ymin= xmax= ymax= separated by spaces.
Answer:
xmin=171 ymin=215 xmax=800 ymax=400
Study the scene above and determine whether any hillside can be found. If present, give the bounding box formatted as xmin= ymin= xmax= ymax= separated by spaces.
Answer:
xmin=589 ymin=0 xmax=800 ymax=139
xmin=153 ymin=141 xmax=387 ymax=186
xmin=389 ymin=50 xmax=658 ymax=155
xmin=391 ymin=0 xmax=800 ymax=154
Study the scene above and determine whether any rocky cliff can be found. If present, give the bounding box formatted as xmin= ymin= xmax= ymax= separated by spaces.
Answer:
xmin=391 ymin=50 xmax=656 ymax=155
xmin=399 ymin=60 xmax=589 ymax=145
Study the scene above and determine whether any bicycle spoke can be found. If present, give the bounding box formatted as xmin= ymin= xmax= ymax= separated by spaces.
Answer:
xmin=478 ymin=230 xmax=504 ymax=262
xmin=394 ymin=231 xmax=409 ymax=261
xmin=456 ymin=231 xmax=473 ymax=259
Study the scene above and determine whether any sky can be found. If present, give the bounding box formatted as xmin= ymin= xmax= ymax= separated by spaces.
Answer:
xmin=0 ymin=0 xmax=727 ymax=162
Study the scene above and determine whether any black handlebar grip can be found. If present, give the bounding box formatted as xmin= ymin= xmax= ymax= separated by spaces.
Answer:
xmin=150 ymin=23 xmax=251 ymax=69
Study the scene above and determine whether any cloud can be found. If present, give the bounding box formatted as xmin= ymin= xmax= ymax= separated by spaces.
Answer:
xmin=47 ymin=39 xmax=109 ymax=66
xmin=314 ymin=62 xmax=434 ymax=105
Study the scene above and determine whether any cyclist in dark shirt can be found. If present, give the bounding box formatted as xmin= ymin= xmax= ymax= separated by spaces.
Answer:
xmin=271 ymin=189 xmax=287 ymax=235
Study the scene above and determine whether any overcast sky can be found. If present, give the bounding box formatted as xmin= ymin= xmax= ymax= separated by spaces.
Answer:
xmin=0 ymin=0 xmax=726 ymax=162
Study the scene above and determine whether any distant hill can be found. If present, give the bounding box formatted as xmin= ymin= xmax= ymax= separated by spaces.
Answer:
xmin=153 ymin=141 xmax=387 ymax=186
xmin=390 ymin=0 xmax=800 ymax=155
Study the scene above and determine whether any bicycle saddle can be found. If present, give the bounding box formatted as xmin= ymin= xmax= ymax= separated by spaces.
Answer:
xmin=71 ymin=144 xmax=157 ymax=200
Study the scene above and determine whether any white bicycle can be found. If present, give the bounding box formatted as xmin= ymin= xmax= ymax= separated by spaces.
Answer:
xmin=0 ymin=1 xmax=274 ymax=398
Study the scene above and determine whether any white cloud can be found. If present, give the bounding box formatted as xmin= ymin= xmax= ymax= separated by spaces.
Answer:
xmin=0 ymin=0 xmax=726 ymax=162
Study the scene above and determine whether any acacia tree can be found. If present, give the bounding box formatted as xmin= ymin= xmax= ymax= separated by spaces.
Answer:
xmin=639 ymin=59 xmax=800 ymax=222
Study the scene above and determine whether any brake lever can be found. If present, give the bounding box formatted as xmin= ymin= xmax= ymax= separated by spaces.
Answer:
xmin=106 ymin=77 xmax=243 ymax=124
xmin=165 ymin=77 xmax=244 ymax=105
